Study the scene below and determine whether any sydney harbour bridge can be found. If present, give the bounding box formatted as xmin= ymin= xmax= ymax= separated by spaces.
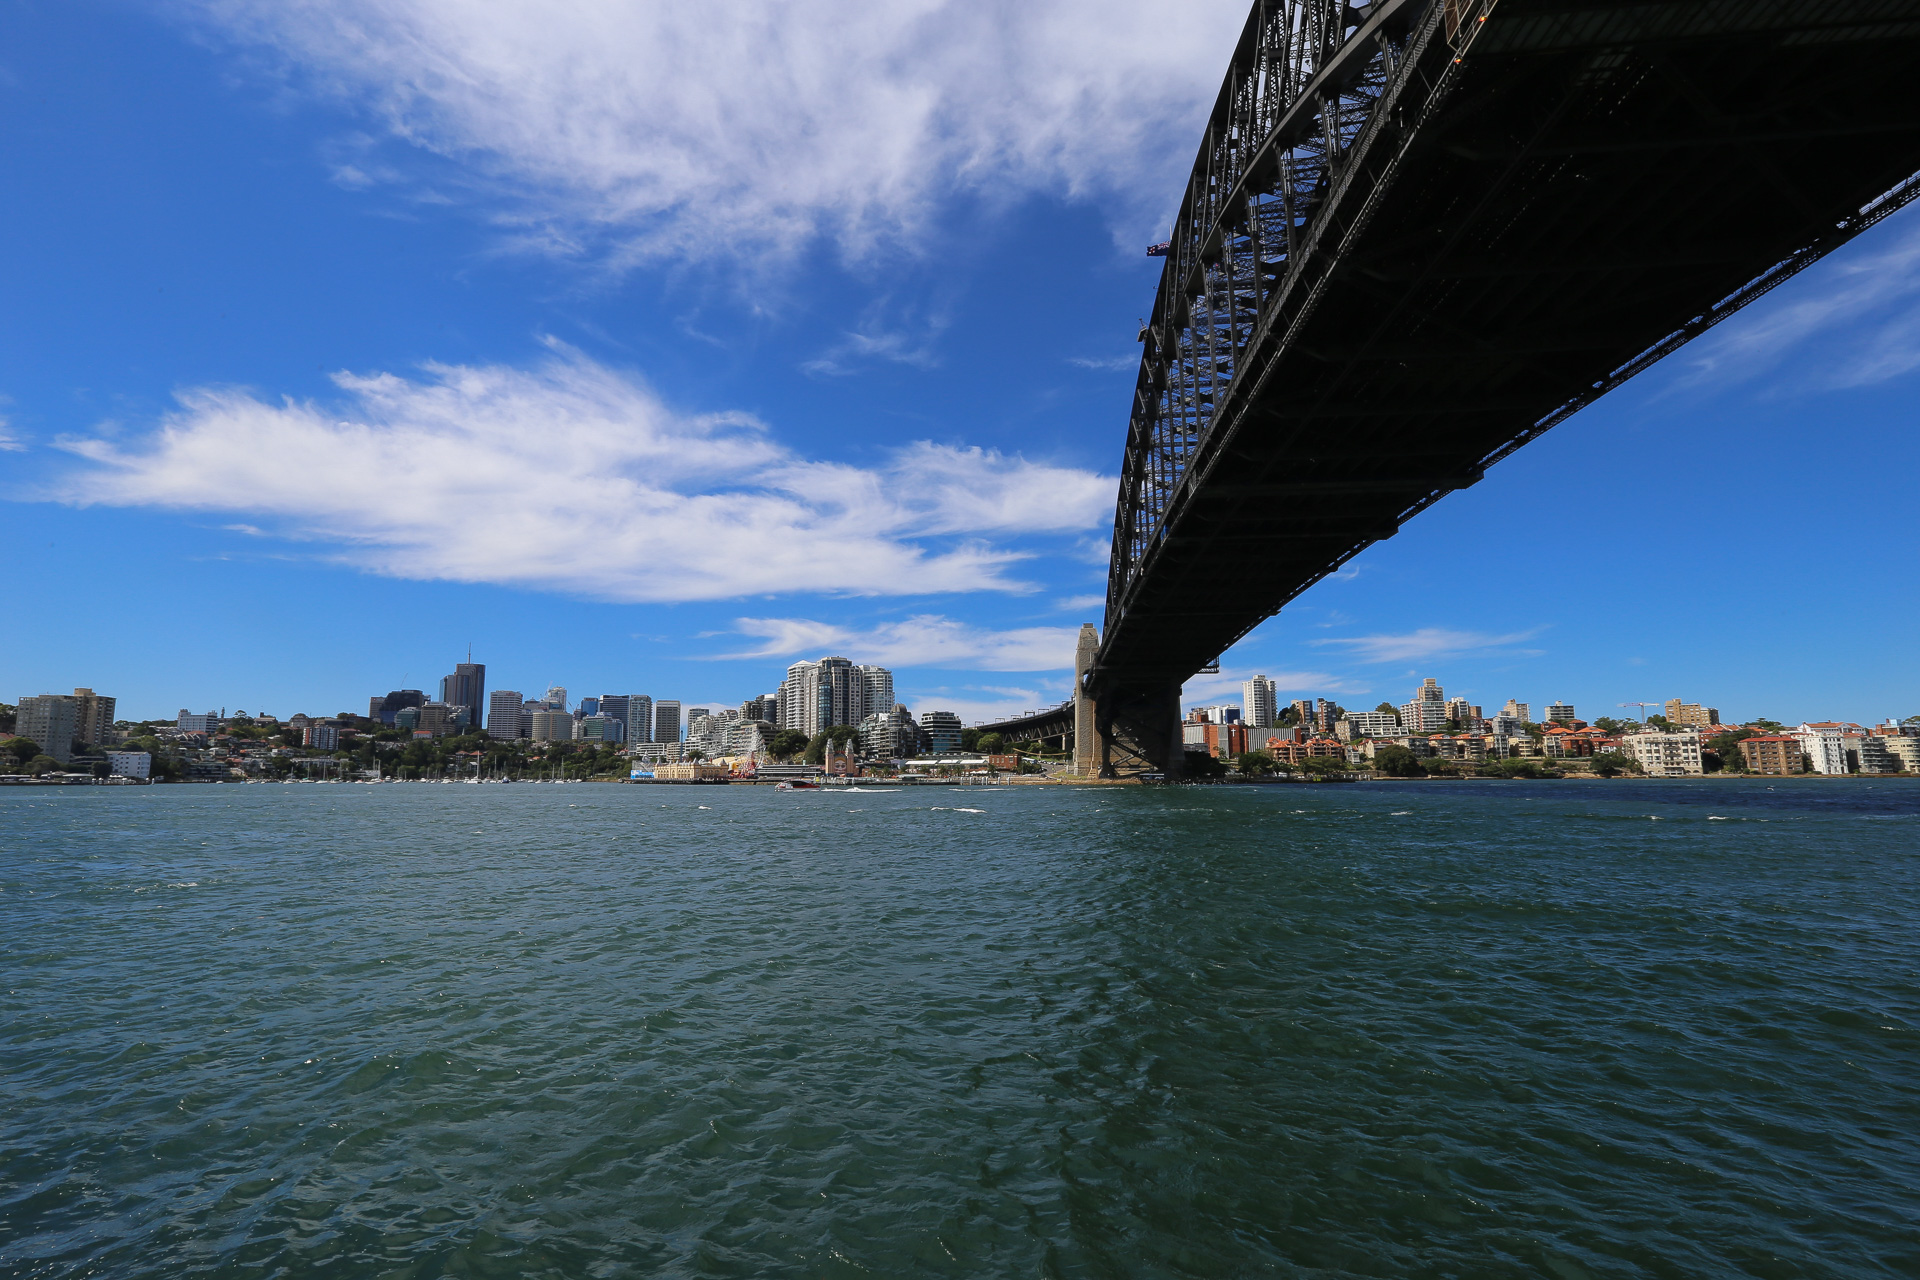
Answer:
xmin=979 ymin=0 xmax=1920 ymax=777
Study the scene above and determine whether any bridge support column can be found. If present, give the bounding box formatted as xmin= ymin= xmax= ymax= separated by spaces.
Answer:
xmin=1093 ymin=679 xmax=1184 ymax=780
xmin=1073 ymin=624 xmax=1101 ymax=777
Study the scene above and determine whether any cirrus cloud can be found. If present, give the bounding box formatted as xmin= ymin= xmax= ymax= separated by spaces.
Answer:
xmin=178 ymin=0 xmax=1247 ymax=263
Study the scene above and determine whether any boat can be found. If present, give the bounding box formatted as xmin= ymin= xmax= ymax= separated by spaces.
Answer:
xmin=776 ymin=780 xmax=819 ymax=791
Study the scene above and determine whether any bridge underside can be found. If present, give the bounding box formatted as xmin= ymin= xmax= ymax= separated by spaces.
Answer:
xmin=1091 ymin=0 xmax=1920 ymax=775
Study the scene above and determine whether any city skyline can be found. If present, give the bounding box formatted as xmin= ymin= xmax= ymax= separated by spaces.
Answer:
xmin=3 ymin=3 xmax=1918 ymax=729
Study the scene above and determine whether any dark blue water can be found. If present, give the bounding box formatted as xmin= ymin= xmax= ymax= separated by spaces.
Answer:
xmin=3 ymin=780 xmax=1917 ymax=1278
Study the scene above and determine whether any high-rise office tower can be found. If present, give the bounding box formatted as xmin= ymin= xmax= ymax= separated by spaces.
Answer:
xmin=375 ymin=689 xmax=426 ymax=726
xmin=654 ymin=700 xmax=682 ymax=743
xmin=855 ymin=665 xmax=893 ymax=724
xmin=440 ymin=662 xmax=486 ymax=731
xmin=487 ymin=690 xmax=525 ymax=740
xmin=598 ymin=695 xmax=628 ymax=734
xmin=1242 ymin=676 xmax=1277 ymax=728
xmin=545 ymin=686 xmax=568 ymax=712
xmin=627 ymin=695 xmax=653 ymax=743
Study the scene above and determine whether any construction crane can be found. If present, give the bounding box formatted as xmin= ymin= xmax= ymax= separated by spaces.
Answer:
xmin=1618 ymin=702 xmax=1659 ymax=723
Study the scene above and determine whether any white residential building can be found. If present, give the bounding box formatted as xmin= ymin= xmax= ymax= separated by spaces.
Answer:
xmin=1792 ymin=723 xmax=1849 ymax=776
xmin=1242 ymin=676 xmax=1278 ymax=728
xmin=106 ymin=751 xmax=151 ymax=779
xmin=1339 ymin=710 xmax=1401 ymax=738
xmin=1624 ymin=730 xmax=1704 ymax=777
xmin=1501 ymin=699 xmax=1531 ymax=723
xmin=1544 ymin=701 xmax=1575 ymax=724
xmin=1881 ymin=735 xmax=1920 ymax=773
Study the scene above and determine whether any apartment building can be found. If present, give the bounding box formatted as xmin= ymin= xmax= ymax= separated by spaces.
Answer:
xmin=1739 ymin=735 xmax=1802 ymax=776
xmin=1624 ymin=730 xmax=1704 ymax=777
xmin=1664 ymin=698 xmax=1721 ymax=728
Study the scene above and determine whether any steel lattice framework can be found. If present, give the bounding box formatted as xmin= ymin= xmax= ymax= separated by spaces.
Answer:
xmin=1087 ymin=0 xmax=1920 ymax=775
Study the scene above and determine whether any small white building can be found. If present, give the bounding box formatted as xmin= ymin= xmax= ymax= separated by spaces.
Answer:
xmin=1624 ymin=731 xmax=1703 ymax=777
xmin=105 ymin=751 xmax=151 ymax=779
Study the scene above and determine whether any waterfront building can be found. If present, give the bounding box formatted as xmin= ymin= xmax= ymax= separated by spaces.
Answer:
xmin=1792 ymin=722 xmax=1851 ymax=775
xmin=654 ymin=700 xmax=682 ymax=743
xmin=1879 ymin=735 xmax=1920 ymax=772
xmin=440 ymin=662 xmax=486 ymax=730
xmin=18 ymin=695 xmax=80 ymax=763
xmin=1845 ymin=733 xmax=1897 ymax=774
xmin=106 ymin=750 xmax=151 ymax=779
xmin=177 ymin=709 xmax=219 ymax=735
xmin=857 ymin=705 xmax=923 ymax=759
xmin=1242 ymin=676 xmax=1277 ymax=728
xmin=727 ymin=719 xmax=778 ymax=758
xmin=1182 ymin=721 xmax=1248 ymax=759
xmin=920 ymin=710 xmax=963 ymax=754
xmin=71 ymin=689 xmax=116 ymax=746
xmin=1739 ymin=735 xmax=1803 ymax=775
xmin=1545 ymin=701 xmax=1575 ymax=725
xmin=1624 ymin=730 xmax=1704 ymax=777
xmin=629 ymin=741 xmax=682 ymax=764
xmin=487 ymin=690 xmax=525 ymax=740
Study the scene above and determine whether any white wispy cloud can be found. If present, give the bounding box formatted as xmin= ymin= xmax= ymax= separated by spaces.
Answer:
xmin=180 ymin=0 xmax=1246 ymax=264
xmin=1066 ymin=355 xmax=1138 ymax=372
xmin=908 ymin=689 xmax=1064 ymax=724
xmin=0 ymin=416 xmax=23 ymax=452
xmin=1678 ymin=212 xmax=1920 ymax=389
xmin=53 ymin=344 xmax=1113 ymax=602
xmin=1310 ymin=628 xmax=1544 ymax=665
xmin=723 ymin=614 xmax=1079 ymax=671
xmin=1053 ymin=593 xmax=1106 ymax=612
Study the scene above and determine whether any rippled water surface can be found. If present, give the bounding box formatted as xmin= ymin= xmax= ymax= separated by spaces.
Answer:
xmin=4 ymin=780 xmax=1918 ymax=1278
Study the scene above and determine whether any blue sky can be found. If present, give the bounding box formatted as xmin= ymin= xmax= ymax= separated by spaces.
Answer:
xmin=4 ymin=0 xmax=1918 ymax=728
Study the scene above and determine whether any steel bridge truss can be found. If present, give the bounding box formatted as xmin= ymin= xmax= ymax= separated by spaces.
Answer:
xmin=1112 ymin=0 xmax=1443 ymax=624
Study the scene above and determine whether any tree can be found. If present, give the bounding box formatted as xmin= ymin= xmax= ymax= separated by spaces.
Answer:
xmin=960 ymin=727 xmax=983 ymax=752
xmin=1426 ymin=757 xmax=1462 ymax=777
xmin=1371 ymin=745 xmax=1425 ymax=777
xmin=1706 ymin=729 xmax=1754 ymax=774
xmin=1592 ymin=717 xmax=1635 ymax=736
xmin=802 ymin=732 xmax=830 ymax=765
xmin=1233 ymin=750 xmax=1277 ymax=777
xmin=5 ymin=737 xmax=41 ymax=766
xmin=1374 ymin=702 xmax=1397 ymax=716
xmin=1488 ymin=757 xmax=1559 ymax=779
xmin=685 ymin=747 xmax=706 ymax=762
xmin=767 ymin=728 xmax=809 ymax=761
xmin=977 ymin=732 xmax=1005 ymax=755
xmin=1590 ymin=751 xmax=1640 ymax=778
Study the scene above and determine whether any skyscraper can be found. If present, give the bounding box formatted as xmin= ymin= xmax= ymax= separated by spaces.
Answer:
xmin=545 ymin=686 xmax=568 ymax=712
xmin=1242 ymin=676 xmax=1277 ymax=728
xmin=654 ymin=700 xmax=681 ymax=743
xmin=440 ymin=662 xmax=486 ymax=731
xmin=598 ymin=695 xmax=628 ymax=734
xmin=856 ymin=665 xmax=893 ymax=723
xmin=375 ymin=689 xmax=426 ymax=726
xmin=487 ymin=690 xmax=525 ymax=740
xmin=627 ymin=695 xmax=653 ymax=743
xmin=775 ymin=656 xmax=891 ymax=736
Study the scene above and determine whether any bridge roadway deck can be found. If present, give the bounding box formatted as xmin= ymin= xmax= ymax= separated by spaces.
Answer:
xmin=1093 ymin=0 xmax=1920 ymax=754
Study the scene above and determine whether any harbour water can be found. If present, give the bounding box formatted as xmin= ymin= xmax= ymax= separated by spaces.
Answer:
xmin=4 ymin=780 xmax=1917 ymax=1278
